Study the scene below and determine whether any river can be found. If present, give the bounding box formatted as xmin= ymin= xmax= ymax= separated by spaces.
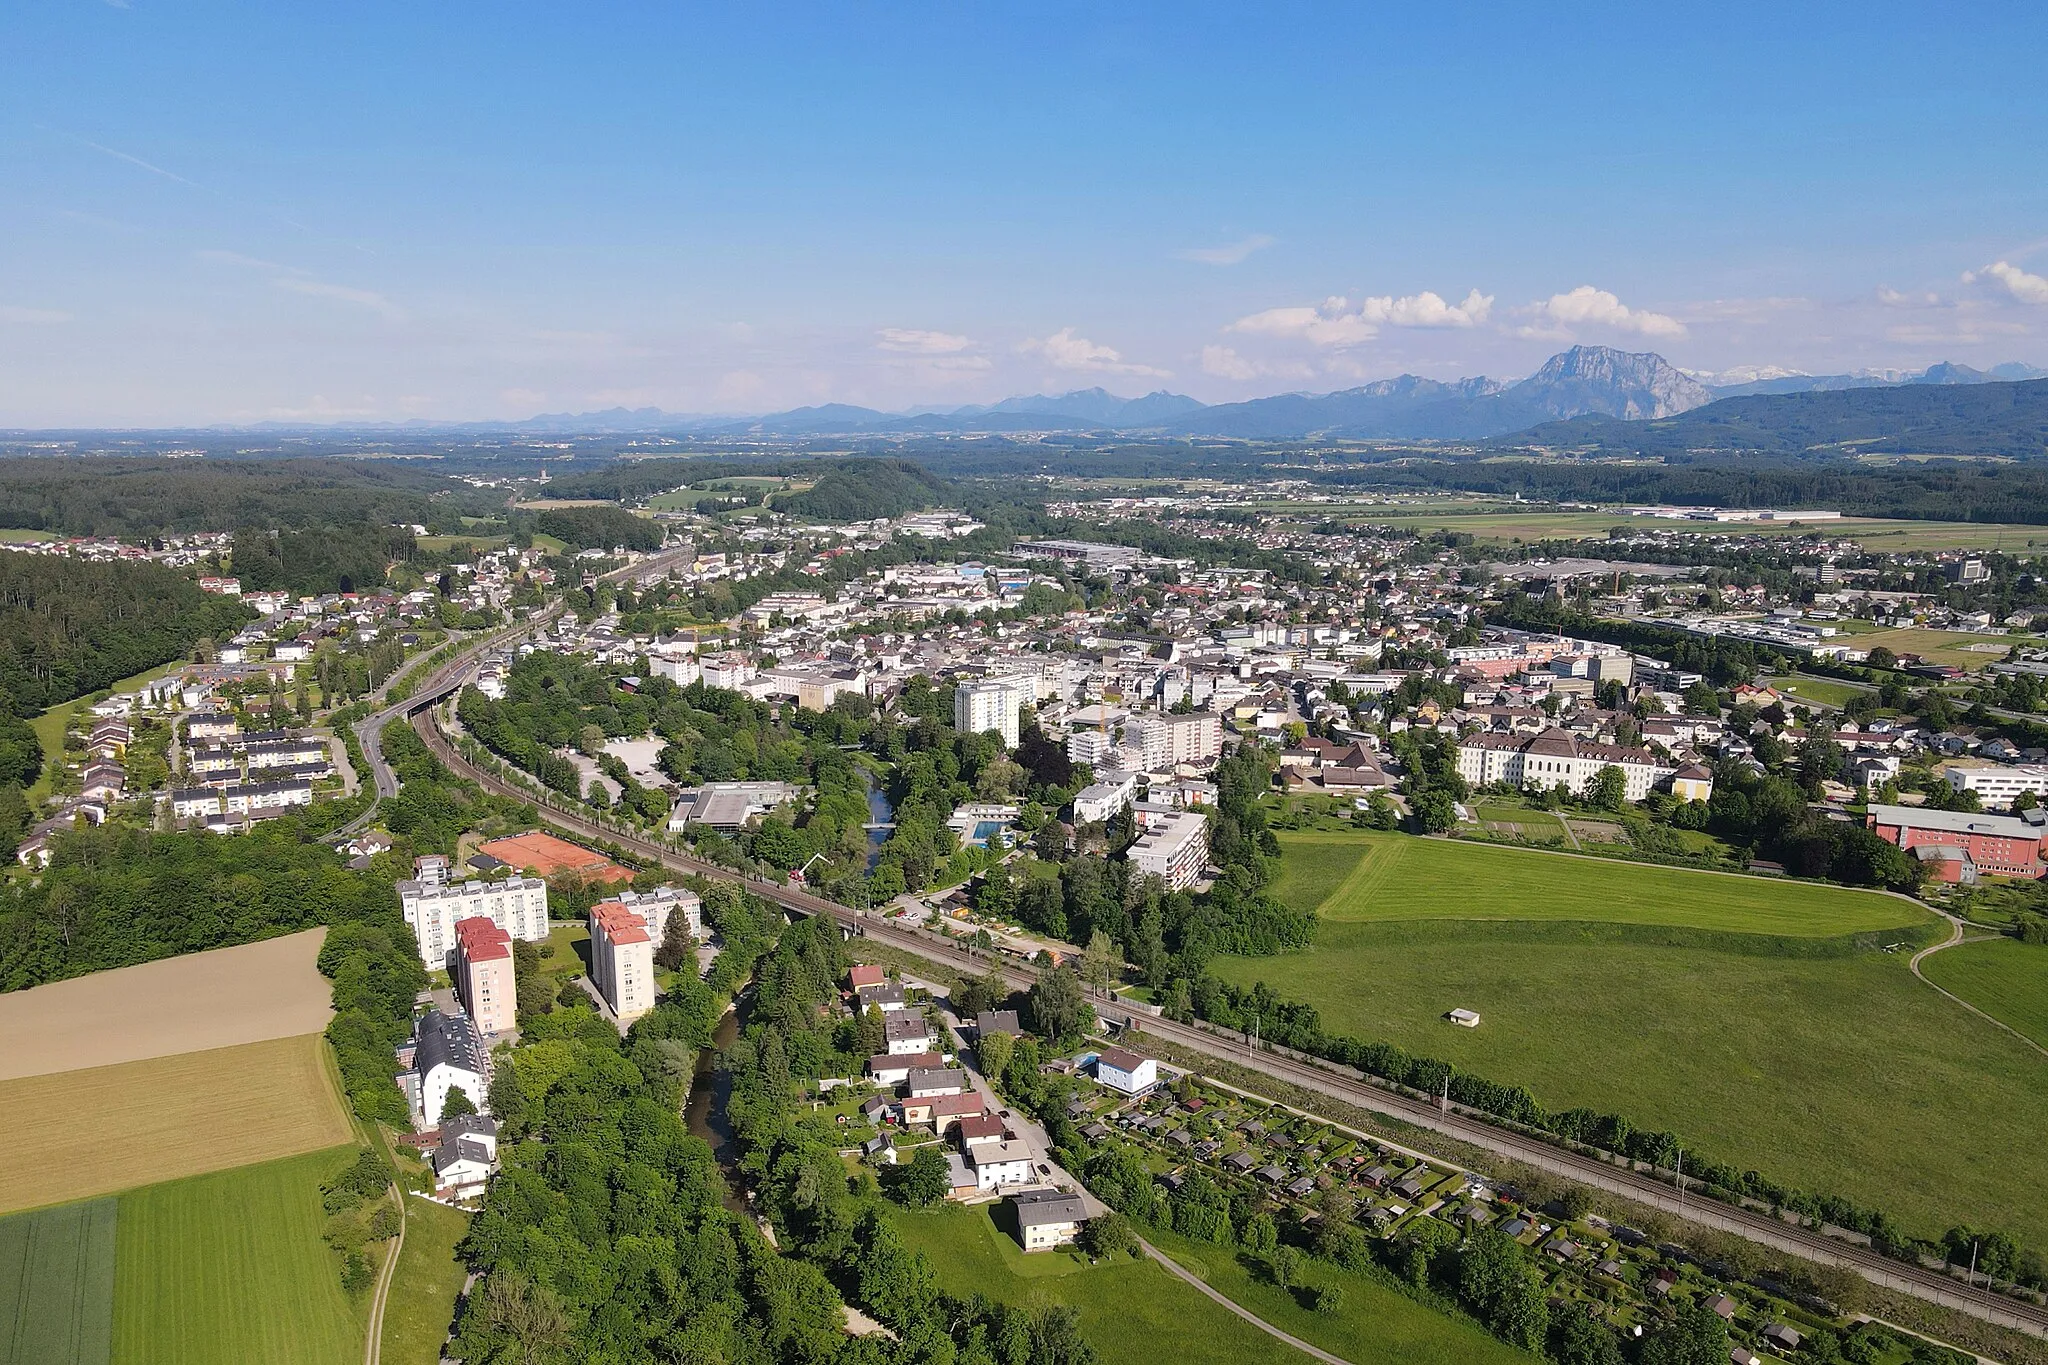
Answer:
xmin=684 ymin=1001 xmax=751 ymax=1215
xmin=861 ymin=769 xmax=895 ymax=869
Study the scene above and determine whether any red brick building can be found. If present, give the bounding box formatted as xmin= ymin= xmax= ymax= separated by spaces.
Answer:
xmin=1864 ymin=803 xmax=2047 ymax=881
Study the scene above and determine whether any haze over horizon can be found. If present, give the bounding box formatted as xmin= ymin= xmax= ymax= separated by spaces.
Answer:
xmin=4 ymin=2 xmax=2047 ymax=427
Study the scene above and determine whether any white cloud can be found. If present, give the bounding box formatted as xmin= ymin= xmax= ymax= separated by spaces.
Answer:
xmin=1227 ymin=288 xmax=1492 ymax=348
xmin=1023 ymin=327 xmax=1169 ymax=377
xmin=1200 ymin=345 xmax=1313 ymax=382
xmin=877 ymin=327 xmax=975 ymax=354
xmin=1176 ymin=234 xmax=1276 ymax=266
xmin=1877 ymin=287 xmax=1941 ymax=308
xmin=1965 ymin=261 xmax=2048 ymax=305
xmin=1520 ymin=285 xmax=1686 ymax=340
xmin=0 ymin=305 xmax=71 ymax=324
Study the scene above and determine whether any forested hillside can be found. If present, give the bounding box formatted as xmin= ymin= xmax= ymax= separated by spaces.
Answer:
xmin=230 ymin=523 xmax=418 ymax=595
xmin=531 ymin=504 xmax=664 ymax=550
xmin=0 ymin=456 xmax=492 ymax=536
xmin=1504 ymin=377 xmax=2048 ymax=458
xmin=0 ymin=555 xmax=252 ymax=715
xmin=775 ymin=458 xmax=950 ymax=521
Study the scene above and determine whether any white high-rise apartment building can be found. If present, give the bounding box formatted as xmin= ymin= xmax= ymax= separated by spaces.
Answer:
xmin=400 ymin=875 xmax=551 ymax=970
xmin=955 ymin=676 xmax=1032 ymax=748
xmin=1127 ymin=811 xmax=1210 ymax=891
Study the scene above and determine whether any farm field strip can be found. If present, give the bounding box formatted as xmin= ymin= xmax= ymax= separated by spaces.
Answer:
xmin=113 ymin=1147 xmax=365 ymax=1365
xmin=0 ymin=1033 xmax=352 ymax=1214
xmin=0 ymin=1198 xmax=116 ymax=1365
xmin=377 ymin=1199 xmax=471 ymax=1365
xmin=0 ymin=928 xmax=333 ymax=1081
xmin=1274 ymin=831 xmax=1928 ymax=937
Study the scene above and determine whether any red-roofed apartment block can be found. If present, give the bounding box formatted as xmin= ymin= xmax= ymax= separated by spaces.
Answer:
xmin=590 ymin=901 xmax=657 ymax=1020
xmin=452 ymin=916 xmax=517 ymax=1035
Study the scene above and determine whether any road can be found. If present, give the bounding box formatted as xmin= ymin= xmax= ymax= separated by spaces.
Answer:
xmin=403 ymin=707 xmax=2048 ymax=1340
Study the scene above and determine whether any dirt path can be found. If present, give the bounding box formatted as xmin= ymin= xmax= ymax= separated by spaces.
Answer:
xmin=364 ymin=1179 xmax=405 ymax=1365
xmin=1551 ymin=813 xmax=1582 ymax=850
xmin=1908 ymin=913 xmax=2048 ymax=1061
xmin=1137 ymin=1236 xmax=1352 ymax=1365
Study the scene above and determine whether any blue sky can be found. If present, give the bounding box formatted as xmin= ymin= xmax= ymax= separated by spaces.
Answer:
xmin=3 ymin=2 xmax=2046 ymax=424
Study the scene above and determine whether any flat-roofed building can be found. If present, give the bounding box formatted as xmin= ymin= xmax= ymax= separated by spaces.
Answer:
xmin=400 ymin=875 xmax=550 ymax=970
xmin=590 ymin=901 xmax=658 ymax=1020
xmin=1946 ymin=763 xmax=2048 ymax=811
xmin=1127 ymin=810 xmax=1209 ymax=890
xmin=1866 ymin=803 xmax=2046 ymax=880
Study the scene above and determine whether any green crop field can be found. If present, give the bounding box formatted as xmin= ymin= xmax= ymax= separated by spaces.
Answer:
xmin=1920 ymin=937 xmax=2048 ymax=1050
xmin=378 ymin=1198 xmax=470 ymax=1365
xmin=1289 ymin=505 xmax=2048 ymax=553
xmin=1213 ymin=910 xmax=2048 ymax=1246
xmin=1142 ymin=1224 xmax=1528 ymax=1365
xmin=885 ymin=1201 xmax=1318 ymax=1365
xmin=0 ymin=1198 xmax=117 ymax=1365
xmin=1272 ymin=831 xmax=1927 ymax=937
xmin=112 ymin=1147 xmax=365 ymax=1365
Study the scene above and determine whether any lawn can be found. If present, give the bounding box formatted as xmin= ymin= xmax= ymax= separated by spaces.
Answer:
xmin=1920 ymin=937 xmax=2048 ymax=1050
xmin=1143 ymin=1223 xmax=1528 ymax=1365
xmin=1848 ymin=627 xmax=2030 ymax=670
xmin=416 ymin=534 xmax=508 ymax=553
xmin=0 ymin=1198 xmax=117 ymax=1365
xmin=113 ymin=1147 xmax=365 ymax=1365
xmin=0 ymin=1034 xmax=353 ymax=1213
xmin=378 ymin=1198 xmax=470 ymax=1365
xmin=884 ymin=1201 xmax=1317 ymax=1365
xmin=1271 ymin=831 xmax=1928 ymax=937
xmin=1772 ymin=674 xmax=1870 ymax=707
xmin=1212 ymin=916 xmax=2048 ymax=1246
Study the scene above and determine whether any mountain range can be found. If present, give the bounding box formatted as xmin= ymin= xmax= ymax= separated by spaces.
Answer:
xmin=502 ymin=346 xmax=2044 ymax=442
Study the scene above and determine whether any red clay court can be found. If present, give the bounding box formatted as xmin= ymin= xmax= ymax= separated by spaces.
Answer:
xmin=476 ymin=830 xmax=635 ymax=883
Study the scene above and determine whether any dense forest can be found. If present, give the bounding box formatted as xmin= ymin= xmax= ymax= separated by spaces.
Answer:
xmin=531 ymin=503 xmax=665 ymax=551
xmin=0 ymin=554 xmax=253 ymax=715
xmin=775 ymin=459 xmax=952 ymax=522
xmin=0 ymin=456 xmax=497 ymax=536
xmin=0 ymin=822 xmax=403 ymax=992
xmin=231 ymin=523 xmax=418 ymax=595
xmin=1321 ymin=452 xmax=2048 ymax=526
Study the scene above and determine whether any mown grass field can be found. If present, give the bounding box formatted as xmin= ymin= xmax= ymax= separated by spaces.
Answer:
xmin=1298 ymin=506 xmax=2048 ymax=552
xmin=0 ymin=1198 xmax=117 ymax=1365
xmin=1846 ymin=626 xmax=2029 ymax=670
xmin=379 ymin=1198 xmax=470 ymax=1365
xmin=1143 ymin=1224 xmax=1527 ymax=1365
xmin=1272 ymin=831 xmax=1927 ymax=937
xmin=1213 ymin=910 xmax=2048 ymax=1246
xmin=1920 ymin=937 xmax=2048 ymax=1050
xmin=113 ymin=1147 xmax=364 ymax=1365
xmin=0 ymin=1034 xmax=352 ymax=1213
xmin=885 ymin=1201 xmax=1318 ymax=1365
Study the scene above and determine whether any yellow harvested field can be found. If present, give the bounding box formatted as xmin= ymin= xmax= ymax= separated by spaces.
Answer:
xmin=0 ymin=929 xmax=334 ymax=1081
xmin=0 ymin=1034 xmax=351 ymax=1214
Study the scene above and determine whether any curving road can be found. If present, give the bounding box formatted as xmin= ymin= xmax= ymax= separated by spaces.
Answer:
xmin=402 ymin=707 xmax=2048 ymax=1341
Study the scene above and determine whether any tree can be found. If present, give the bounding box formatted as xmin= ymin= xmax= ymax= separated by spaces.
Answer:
xmin=439 ymin=1083 xmax=477 ymax=1118
xmin=1079 ymin=1210 xmax=1139 ymax=1258
xmin=1638 ymin=1302 xmax=1729 ymax=1365
xmin=1080 ymin=929 xmax=1121 ymax=991
xmin=978 ymin=1028 xmax=1015 ymax=1084
xmin=1412 ymin=788 xmax=1457 ymax=833
xmin=1028 ymin=966 xmax=1094 ymax=1044
xmin=654 ymin=908 xmax=695 ymax=972
xmin=1868 ymin=645 xmax=1897 ymax=670
xmin=1548 ymin=1305 xmax=1625 ymax=1365
xmin=1589 ymin=765 xmax=1628 ymax=811
xmin=887 ymin=1144 xmax=951 ymax=1208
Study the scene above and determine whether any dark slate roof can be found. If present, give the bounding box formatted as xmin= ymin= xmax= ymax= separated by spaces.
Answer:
xmin=1010 ymin=1187 xmax=1089 ymax=1228
xmin=416 ymin=1009 xmax=486 ymax=1078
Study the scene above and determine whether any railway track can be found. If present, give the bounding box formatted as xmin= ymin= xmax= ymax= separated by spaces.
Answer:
xmin=405 ymin=700 xmax=2048 ymax=1341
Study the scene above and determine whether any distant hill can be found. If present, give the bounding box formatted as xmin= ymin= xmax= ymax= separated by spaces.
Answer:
xmin=1704 ymin=359 xmax=2048 ymax=398
xmin=775 ymin=458 xmax=952 ymax=521
xmin=1501 ymin=377 xmax=2048 ymax=458
xmin=1166 ymin=346 xmax=1712 ymax=439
